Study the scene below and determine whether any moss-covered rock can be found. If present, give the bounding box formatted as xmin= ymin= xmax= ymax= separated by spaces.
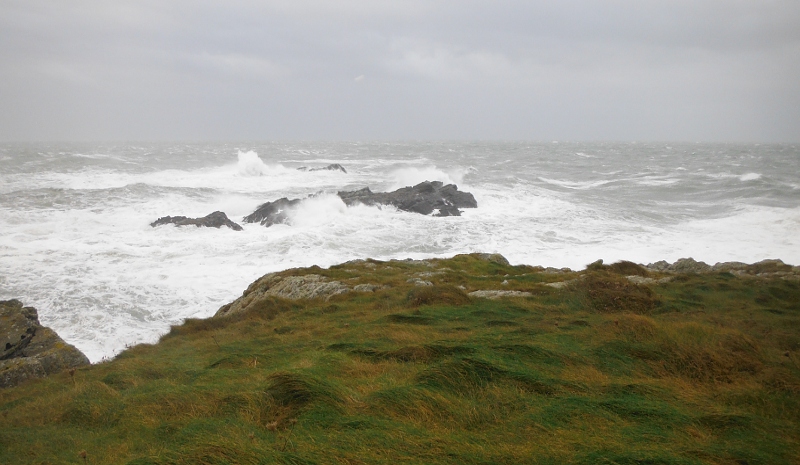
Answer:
xmin=0 ymin=299 xmax=89 ymax=388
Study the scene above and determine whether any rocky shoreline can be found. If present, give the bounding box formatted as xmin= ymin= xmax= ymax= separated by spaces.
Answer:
xmin=3 ymin=255 xmax=797 ymax=388
xmin=0 ymin=300 xmax=89 ymax=388
xmin=152 ymin=177 xmax=478 ymax=230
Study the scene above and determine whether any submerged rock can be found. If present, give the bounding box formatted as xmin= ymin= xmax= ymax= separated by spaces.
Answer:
xmin=151 ymin=211 xmax=243 ymax=231
xmin=297 ymin=163 xmax=347 ymax=173
xmin=338 ymin=181 xmax=477 ymax=217
xmin=1 ymin=299 xmax=89 ymax=388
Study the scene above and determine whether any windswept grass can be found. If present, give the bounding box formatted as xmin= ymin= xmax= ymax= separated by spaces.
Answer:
xmin=1 ymin=257 xmax=799 ymax=464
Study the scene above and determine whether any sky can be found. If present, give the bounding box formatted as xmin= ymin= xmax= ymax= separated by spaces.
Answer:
xmin=1 ymin=0 xmax=798 ymax=142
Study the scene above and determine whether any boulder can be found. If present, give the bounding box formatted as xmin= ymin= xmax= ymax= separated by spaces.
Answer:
xmin=337 ymin=181 xmax=477 ymax=217
xmin=242 ymin=198 xmax=302 ymax=227
xmin=151 ymin=211 xmax=243 ymax=231
xmin=216 ymin=274 xmax=349 ymax=317
xmin=1 ymin=299 xmax=89 ymax=388
xmin=297 ymin=164 xmax=347 ymax=173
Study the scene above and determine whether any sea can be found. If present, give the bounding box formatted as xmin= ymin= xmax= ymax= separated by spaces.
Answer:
xmin=1 ymin=141 xmax=798 ymax=362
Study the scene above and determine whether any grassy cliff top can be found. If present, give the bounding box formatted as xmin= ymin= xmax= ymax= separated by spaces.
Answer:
xmin=2 ymin=254 xmax=799 ymax=464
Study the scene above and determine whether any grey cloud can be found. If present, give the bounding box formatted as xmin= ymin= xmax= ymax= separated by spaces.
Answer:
xmin=0 ymin=0 xmax=798 ymax=141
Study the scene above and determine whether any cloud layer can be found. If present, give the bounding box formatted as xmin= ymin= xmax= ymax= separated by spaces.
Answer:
xmin=1 ymin=0 xmax=798 ymax=141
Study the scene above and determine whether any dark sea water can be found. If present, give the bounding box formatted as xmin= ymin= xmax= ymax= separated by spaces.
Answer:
xmin=1 ymin=141 xmax=798 ymax=361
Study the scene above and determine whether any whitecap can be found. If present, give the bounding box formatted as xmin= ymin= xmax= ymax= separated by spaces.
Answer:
xmin=740 ymin=173 xmax=761 ymax=181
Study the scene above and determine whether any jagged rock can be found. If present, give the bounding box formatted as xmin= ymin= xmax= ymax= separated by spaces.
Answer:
xmin=243 ymin=181 xmax=478 ymax=227
xmin=338 ymin=181 xmax=477 ymax=217
xmin=469 ymin=290 xmax=532 ymax=299
xmin=1 ymin=299 xmax=89 ymax=388
xmin=242 ymin=198 xmax=302 ymax=226
xmin=645 ymin=258 xmax=711 ymax=274
xmin=215 ymin=274 xmax=349 ymax=317
xmin=297 ymin=164 xmax=347 ymax=173
xmin=151 ymin=211 xmax=243 ymax=231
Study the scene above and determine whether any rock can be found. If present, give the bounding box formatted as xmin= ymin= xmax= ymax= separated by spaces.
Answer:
xmin=151 ymin=211 xmax=243 ymax=231
xmin=215 ymin=274 xmax=350 ymax=317
xmin=338 ymin=181 xmax=477 ymax=217
xmin=407 ymin=278 xmax=433 ymax=286
xmin=242 ymin=198 xmax=303 ymax=226
xmin=243 ymin=181 xmax=478 ymax=227
xmin=1 ymin=299 xmax=89 ymax=389
xmin=545 ymin=281 xmax=572 ymax=289
xmin=353 ymin=284 xmax=382 ymax=292
xmin=468 ymin=290 xmax=532 ymax=299
xmin=625 ymin=276 xmax=672 ymax=285
xmin=475 ymin=253 xmax=510 ymax=266
xmin=645 ymin=258 xmax=711 ymax=274
xmin=297 ymin=164 xmax=347 ymax=173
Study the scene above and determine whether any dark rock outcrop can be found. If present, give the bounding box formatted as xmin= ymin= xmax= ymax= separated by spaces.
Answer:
xmin=337 ymin=181 xmax=477 ymax=217
xmin=242 ymin=198 xmax=303 ymax=227
xmin=151 ymin=211 xmax=243 ymax=231
xmin=297 ymin=164 xmax=347 ymax=173
xmin=242 ymin=181 xmax=478 ymax=227
xmin=1 ymin=299 xmax=90 ymax=388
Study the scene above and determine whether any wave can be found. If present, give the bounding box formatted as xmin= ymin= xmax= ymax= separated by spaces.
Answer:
xmin=538 ymin=177 xmax=614 ymax=190
xmin=739 ymin=173 xmax=762 ymax=181
xmin=388 ymin=166 xmax=466 ymax=190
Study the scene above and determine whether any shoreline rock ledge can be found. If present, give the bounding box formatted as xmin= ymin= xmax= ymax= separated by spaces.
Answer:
xmin=1 ymin=299 xmax=90 ymax=388
xmin=151 ymin=211 xmax=243 ymax=231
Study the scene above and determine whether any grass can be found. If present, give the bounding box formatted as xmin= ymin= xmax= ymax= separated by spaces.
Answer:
xmin=2 ymin=254 xmax=799 ymax=464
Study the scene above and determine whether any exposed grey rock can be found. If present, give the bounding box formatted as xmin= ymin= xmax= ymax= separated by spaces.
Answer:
xmin=297 ymin=163 xmax=347 ymax=173
xmin=711 ymin=261 xmax=749 ymax=272
xmin=215 ymin=273 xmax=350 ymax=317
xmin=545 ymin=281 xmax=572 ymax=289
xmin=1 ymin=299 xmax=89 ymax=389
xmin=151 ymin=211 xmax=243 ymax=231
xmin=242 ymin=197 xmax=303 ymax=227
xmin=645 ymin=258 xmax=711 ymax=273
xmin=469 ymin=290 xmax=532 ymax=299
xmin=475 ymin=253 xmax=511 ymax=266
xmin=353 ymin=284 xmax=383 ymax=292
xmin=625 ymin=276 xmax=673 ymax=285
xmin=338 ymin=181 xmax=477 ymax=217
xmin=407 ymin=278 xmax=433 ymax=286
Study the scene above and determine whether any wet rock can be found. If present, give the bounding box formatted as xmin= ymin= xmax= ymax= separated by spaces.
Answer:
xmin=242 ymin=198 xmax=302 ymax=227
xmin=337 ymin=181 xmax=477 ymax=217
xmin=151 ymin=211 xmax=243 ymax=231
xmin=297 ymin=164 xmax=347 ymax=173
xmin=216 ymin=274 xmax=349 ymax=317
xmin=1 ymin=299 xmax=89 ymax=389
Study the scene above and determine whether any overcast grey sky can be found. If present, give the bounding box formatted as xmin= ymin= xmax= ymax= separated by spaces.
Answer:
xmin=1 ymin=0 xmax=798 ymax=142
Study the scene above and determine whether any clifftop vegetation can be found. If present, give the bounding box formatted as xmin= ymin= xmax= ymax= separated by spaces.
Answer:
xmin=1 ymin=254 xmax=799 ymax=464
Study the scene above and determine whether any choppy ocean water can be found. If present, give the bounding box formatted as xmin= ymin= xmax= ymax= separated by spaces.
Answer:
xmin=1 ymin=141 xmax=798 ymax=362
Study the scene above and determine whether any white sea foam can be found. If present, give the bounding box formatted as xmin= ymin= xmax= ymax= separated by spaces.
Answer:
xmin=538 ymin=177 xmax=613 ymax=190
xmin=388 ymin=166 xmax=465 ymax=190
xmin=2 ymin=142 xmax=798 ymax=363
